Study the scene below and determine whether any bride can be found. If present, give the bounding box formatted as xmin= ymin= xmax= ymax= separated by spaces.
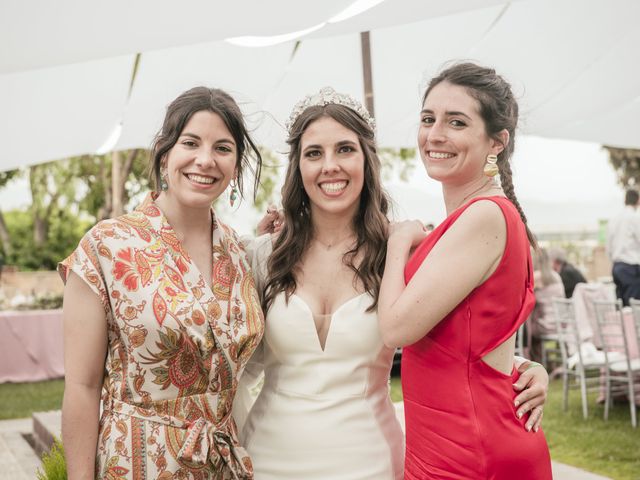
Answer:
xmin=235 ymin=88 xmax=548 ymax=479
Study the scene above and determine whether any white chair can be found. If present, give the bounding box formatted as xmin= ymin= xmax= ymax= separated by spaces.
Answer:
xmin=552 ymin=297 xmax=606 ymax=419
xmin=593 ymin=299 xmax=640 ymax=428
xmin=628 ymin=298 xmax=640 ymax=358
xmin=538 ymin=332 xmax=561 ymax=372
xmin=572 ymin=282 xmax=616 ymax=347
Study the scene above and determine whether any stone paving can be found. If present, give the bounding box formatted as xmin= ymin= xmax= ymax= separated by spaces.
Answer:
xmin=0 ymin=408 xmax=614 ymax=480
xmin=0 ymin=418 xmax=41 ymax=479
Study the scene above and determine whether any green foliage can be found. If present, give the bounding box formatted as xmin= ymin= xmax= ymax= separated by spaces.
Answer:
xmin=13 ymin=293 xmax=63 ymax=310
xmin=1 ymin=208 xmax=91 ymax=270
xmin=36 ymin=438 xmax=67 ymax=480
xmin=379 ymin=147 xmax=417 ymax=181
xmin=606 ymin=146 xmax=640 ymax=188
xmin=74 ymin=149 xmax=150 ymax=219
xmin=29 ymin=160 xmax=77 ymax=210
xmin=73 ymin=155 xmax=108 ymax=218
xmin=253 ymin=147 xmax=282 ymax=210
xmin=0 ymin=168 xmax=20 ymax=187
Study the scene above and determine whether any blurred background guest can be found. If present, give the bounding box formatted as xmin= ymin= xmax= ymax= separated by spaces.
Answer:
xmin=530 ymin=248 xmax=565 ymax=364
xmin=549 ymin=247 xmax=587 ymax=298
xmin=607 ymin=189 xmax=640 ymax=306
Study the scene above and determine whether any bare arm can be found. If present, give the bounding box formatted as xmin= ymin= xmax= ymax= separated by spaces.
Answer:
xmin=256 ymin=205 xmax=283 ymax=236
xmin=62 ymin=272 xmax=108 ymax=480
xmin=378 ymin=201 xmax=506 ymax=347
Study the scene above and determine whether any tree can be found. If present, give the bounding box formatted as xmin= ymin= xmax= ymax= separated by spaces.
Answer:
xmin=74 ymin=149 xmax=148 ymax=220
xmin=605 ymin=146 xmax=640 ymax=187
xmin=0 ymin=169 xmax=21 ymax=257
xmin=3 ymin=207 xmax=92 ymax=270
xmin=379 ymin=147 xmax=417 ymax=181
xmin=29 ymin=161 xmax=78 ymax=247
xmin=252 ymin=147 xmax=281 ymax=210
xmin=0 ymin=150 xmax=146 ymax=270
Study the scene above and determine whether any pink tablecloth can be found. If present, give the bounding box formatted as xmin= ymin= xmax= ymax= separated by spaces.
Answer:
xmin=0 ymin=309 xmax=64 ymax=383
xmin=621 ymin=310 xmax=639 ymax=359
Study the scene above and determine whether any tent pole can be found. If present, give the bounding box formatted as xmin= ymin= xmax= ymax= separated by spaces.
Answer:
xmin=360 ymin=31 xmax=375 ymax=117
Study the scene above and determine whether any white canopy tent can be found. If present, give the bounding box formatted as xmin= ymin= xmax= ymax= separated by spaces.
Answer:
xmin=0 ymin=0 xmax=639 ymax=173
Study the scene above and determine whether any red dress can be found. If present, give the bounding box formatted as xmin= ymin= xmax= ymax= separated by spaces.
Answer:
xmin=402 ymin=196 xmax=552 ymax=479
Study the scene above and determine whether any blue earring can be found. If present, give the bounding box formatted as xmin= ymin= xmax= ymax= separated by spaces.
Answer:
xmin=160 ymin=168 xmax=168 ymax=191
xmin=229 ymin=179 xmax=238 ymax=207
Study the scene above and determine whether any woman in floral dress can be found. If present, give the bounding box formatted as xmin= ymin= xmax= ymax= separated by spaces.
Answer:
xmin=59 ymin=87 xmax=264 ymax=480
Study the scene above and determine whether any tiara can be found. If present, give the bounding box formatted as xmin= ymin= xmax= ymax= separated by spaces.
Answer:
xmin=285 ymin=86 xmax=376 ymax=134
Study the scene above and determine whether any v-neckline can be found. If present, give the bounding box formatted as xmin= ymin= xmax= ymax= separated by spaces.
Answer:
xmin=154 ymin=198 xmax=217 ymax=293
xmin=290 ymin=292 xmax=369 ymax=352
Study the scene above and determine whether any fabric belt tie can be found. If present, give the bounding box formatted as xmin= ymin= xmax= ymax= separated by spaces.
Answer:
xmin=105 ymin=396 xmax=252 ymax=479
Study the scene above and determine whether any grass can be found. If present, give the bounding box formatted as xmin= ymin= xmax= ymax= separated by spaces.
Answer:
xmin=0 ymin=379 xmax=64 ymax=420
xmin=390 ymin=374 xmax=640 ymax=480
xmin=390 ymin=375 xmax=403 ymax=402
xmin=2 ymin=377 xmax=638 ymax=479
xmin=543 ymin=379 xmax=639 ymax=480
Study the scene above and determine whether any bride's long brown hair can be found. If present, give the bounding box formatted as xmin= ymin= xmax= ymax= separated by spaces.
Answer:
xmin=262 ymin=104 xmax=390 ymax=313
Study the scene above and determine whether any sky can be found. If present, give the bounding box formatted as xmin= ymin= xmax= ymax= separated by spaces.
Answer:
xmin=0 ymin=134 xmax=623 ymax=236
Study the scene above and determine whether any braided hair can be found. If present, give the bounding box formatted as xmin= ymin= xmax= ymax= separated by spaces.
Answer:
xmin=423 ymin=63 xmax=537 ymax=248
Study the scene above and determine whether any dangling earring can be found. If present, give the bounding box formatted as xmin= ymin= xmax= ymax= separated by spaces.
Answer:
xmin=229 ymin=179 xmax=238 ymax=207
xmin=160 ymin=168 xmax=168 ymax=191
xmin=483 ymin=154 xmax=499 ymax=177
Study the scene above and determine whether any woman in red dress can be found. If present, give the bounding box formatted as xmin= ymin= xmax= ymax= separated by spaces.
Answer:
xmin=378 ymin=63 xmax=552 ymax=479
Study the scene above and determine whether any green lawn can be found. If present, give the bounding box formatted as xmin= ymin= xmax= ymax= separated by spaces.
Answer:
xmin=390 ymin=375 xmax=640 ymax=480
xmin=0 ymin=379 xmax=64 ymax=420
xmin=543 ymin=379 xmax=640 ymax=480
xmin=390 ymin=375 xmax=403 ymax=402
xmin=2 ymin=377 xmax=638 ymax=479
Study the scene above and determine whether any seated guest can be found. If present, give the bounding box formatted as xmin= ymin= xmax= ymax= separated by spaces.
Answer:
xmin=549 ymin=247 xmax=587 ymax=298
xmin=530 ymin=248 xmax=565 ymax=362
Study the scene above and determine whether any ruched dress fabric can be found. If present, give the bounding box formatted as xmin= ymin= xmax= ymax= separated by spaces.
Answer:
xmin=235 ymin=234 xmax=405 ymax=480
xmin=402 ymin=196 xmax=552 ymax=480
xmin=59 ymin=193 xmax=264 ymax=480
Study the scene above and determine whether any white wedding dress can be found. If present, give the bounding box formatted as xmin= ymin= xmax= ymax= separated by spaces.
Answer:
xmin=234 ymin=235 xmax=404 ymax=480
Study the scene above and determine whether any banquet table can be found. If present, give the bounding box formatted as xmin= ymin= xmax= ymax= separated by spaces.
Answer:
xmin=0 ymin=309 xmax=64 ymax=383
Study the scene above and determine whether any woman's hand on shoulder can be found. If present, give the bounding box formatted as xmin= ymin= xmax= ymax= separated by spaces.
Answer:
xmin=256 ymin=205 xmax=284 ymax=236
xmin=388 ymin=220 xmax=428 ymax=249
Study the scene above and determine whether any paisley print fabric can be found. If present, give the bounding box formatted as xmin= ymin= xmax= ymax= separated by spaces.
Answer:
xmin=59 ymin=193 xmax=264 ymax=479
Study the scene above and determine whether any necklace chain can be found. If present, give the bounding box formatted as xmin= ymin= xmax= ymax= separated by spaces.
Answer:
xmin=456 ymin=180 xmax=502 ymax=210
xmin=313 ymin=232 xmax=355 ymax=250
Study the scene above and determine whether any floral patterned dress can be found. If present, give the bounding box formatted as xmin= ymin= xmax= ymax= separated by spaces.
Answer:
xmin=59 ymin=193 xmax=264 ymax=480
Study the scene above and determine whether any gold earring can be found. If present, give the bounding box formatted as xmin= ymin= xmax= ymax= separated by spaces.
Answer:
xmin=483 ymin=154 xmax=499 ymax=177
